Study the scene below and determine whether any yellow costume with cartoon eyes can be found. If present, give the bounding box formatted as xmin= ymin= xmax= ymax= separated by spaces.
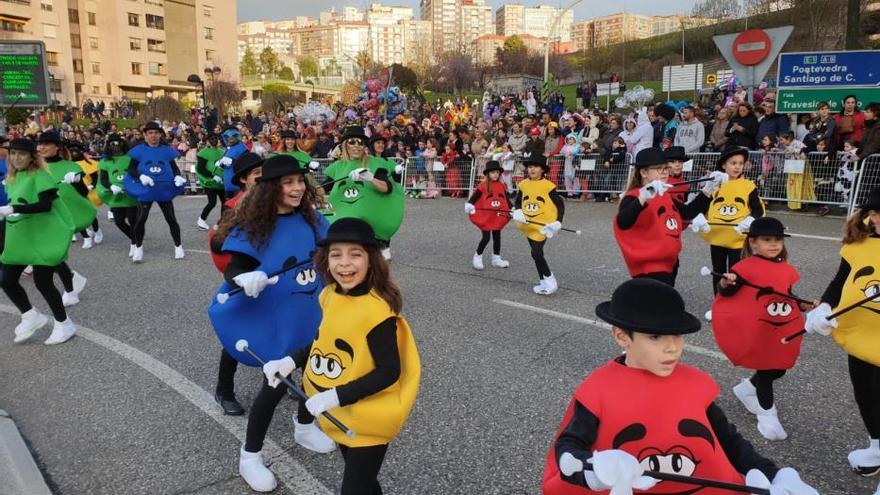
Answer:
xmin=302 ymin=287 xmax=421 ymax=447
xmin=833 ymin=238 xmax=880 ymax=366
xmin=77 ymin=159 xmax=103 ymax=207
xmin=516 ymin=178 xmax=558 ymax=242
xmin=700 ymin=178 xmax=762 ymax=249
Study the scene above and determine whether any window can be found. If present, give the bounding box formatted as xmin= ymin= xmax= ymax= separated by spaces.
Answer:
xmin=92 ymin=86 xmax=100 ymax=95
xmin=147 ymin=38 xmax=165 ymax=53
xmin=68 ymin=8 xmax=79 ymax=23
xmin=70 ymin=34 xmax=81 ymax=48
xmin=43 ymin=24 xmax=57 ymax=38
xmin=148 ymin=62 xmax=166 ymax=76
xmin=91 ymin=62 xmax=100 ymax=75
xmin=73 ymin=59 xmax=84 ymax=73
xmin=146 ymin=14 xmax=164 ymax=29
xmin=50 ymin=78 xmax=61 ymax=93
xmin=131 ymin=62 xmax=142 ymax=75
xmin=41 ymin=0 xmax=52 ymax=11
xmin=205 ymin=49 xmax=215 ymax=61
xmin=88 ymin=12 xmax=96 ymax=26
xmin=128 ymin=13 xmax=139 ymax=27
xmin=106 ymin=82 xmax=111 ymax=95
xmin=129 ymin=37 xmax=141 ymax=50
xmin=75 ymin=83 xmax=83 ymax=95
xmin=88 ymin=37 xmax=98 ymax=49
xmin=203 ymin=5 xmax=213 ymax=17
xmin=0 ymin=20 xmax=25 ymax=33
xmin=203 ymin=27 xmax=214 ymax=40
xmin=46 ymin=51 xmax=59 ymax=65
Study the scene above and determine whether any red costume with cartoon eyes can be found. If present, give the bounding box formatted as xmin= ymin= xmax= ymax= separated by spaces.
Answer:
xmin=666 ymin=175 xmax=689 ymax=204
xmin=613 ymin=189 xmax=684 ymax=277
xmin=711 ymin=256 xmax=804 ymax=370
xmin=542 ymin=360 xmax=743 ymax=495
xmin=469 ymin=181 xmax=510 ymax=231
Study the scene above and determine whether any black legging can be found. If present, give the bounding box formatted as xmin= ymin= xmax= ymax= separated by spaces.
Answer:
xmin=78 ymin=218 xmax=99 ymax=238
xmin=340 ymin=443 xmax=389 ymax=495
xmin=111 ymin=207 xmax=139 ymax=242
xmin=750 ymin=369 xmax=786 ymax=409
xmin=216 ymin=348 xmax=239 ymax=399
xmin=134 ymin=201 xmax=181 ymax=247
xmin=710 ymin=245 xmax=742 ymax=294
xmin=55 ymin=262 xmax=75 ymax=293
xmin=528 ymin=239 xmax=551 ymax=278
xmin=2 ymin=264 xmax=66 ymax=321
xmin=200 ymin=189 xmax=226 ymax=221
xmin=244 ymin=376 xmax=315 ymax=453
xmin=849 ymin=354 xmax=880 ymax=439
xmin=476 ymin=230 xmax=501 ymax=255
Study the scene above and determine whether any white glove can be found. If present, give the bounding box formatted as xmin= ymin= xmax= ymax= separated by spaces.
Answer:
xmin=308 ymin=161 xmax=320 ymax=171
xmin=62 ymin=172 xmax=81 ymax=184
xmin=746 ymin=467 xmax=819 ymax=495
xmin=639 ymin=179 xmax=669 ymax=202
xmin=585 ymin=450 xmax=658 ymax=495
xmin=110 ymin=184 xmax=123 ymax=195
xmin=232 ymin=270 xmax=279 ymax=298
xmin=139 ymin=174 xmax=155 ymax=187
xmin=690 ymin=213 xmax=711 ymax=233
xmin=174 ymin=175 xmax=187 ymax=187
xmin=348 ymin=167 xmax=374 ymax=183
xmin=261 ymin=356 xmax=296 ymax=389
xmin=395 ymin=164 xmax=405 ymax=175
xmin=540 ymin=221 xmax=562 ymax=239
xmin=511 ymin=209 xmax=527 ymax=224
xmin=702 ymin=171 xmax=728 ymax=196
xmin=213 ymin=176 xmax=224 ymax=184
xmin=305 ymin=388 xmax=340 ymax=416
xmin=464 ymin=202 xmax=476 ymax=215
xmin=218 ymin=156 xmax=233 ymax=167
xmin=734 ymin=215 xmax=756 ymax=235
xmin=805 ymin=302 xmax=837 ymax=336
xmin=0 ymin=205 xmax=13 ymax=219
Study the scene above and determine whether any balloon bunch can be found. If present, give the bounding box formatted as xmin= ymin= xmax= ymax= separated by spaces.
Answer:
xmin=614 ymin=85 xmax=656 ymax=110
xmin=358 ymin=78 xmax=407 ymax=120
xmin=292 ymin=101 xmax=336 ymax=124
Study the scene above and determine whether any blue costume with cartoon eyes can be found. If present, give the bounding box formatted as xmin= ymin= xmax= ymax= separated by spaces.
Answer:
xmin=221 ymin=137 xmax=248 ymax=197
xmin=123 ymin=144 xmax=184 ymax=202
xmin=208 ymin=212 xmax=330 ymax=367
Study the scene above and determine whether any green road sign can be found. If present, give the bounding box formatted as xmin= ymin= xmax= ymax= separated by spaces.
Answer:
xmin=0 ymin=41 xmax=50 ymax=107
xmin=776 ymin=87 xmax=880 ymax=113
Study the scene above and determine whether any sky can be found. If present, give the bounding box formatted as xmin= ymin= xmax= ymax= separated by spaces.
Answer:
xmin=237 ymin=0 xmax=702 ymax=23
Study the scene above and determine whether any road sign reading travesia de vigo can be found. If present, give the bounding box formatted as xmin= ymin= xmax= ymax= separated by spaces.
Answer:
xmin=776 ymin=87 xmax=880 ymax=113
xmin=777 ymin=50 xmax=880 ymax=88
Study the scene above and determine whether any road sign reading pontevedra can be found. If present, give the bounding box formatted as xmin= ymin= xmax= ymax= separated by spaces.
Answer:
xmin=777 ymin=50 xmax=880 ymax=88
xmin=0 ymin=41 xmax=50 ymax=107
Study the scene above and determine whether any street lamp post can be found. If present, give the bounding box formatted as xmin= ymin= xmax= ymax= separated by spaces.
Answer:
xmin=544 ymin=0 xmax=583 ymax=84
xmin=203 ymin=66 xmax=221 ymax=111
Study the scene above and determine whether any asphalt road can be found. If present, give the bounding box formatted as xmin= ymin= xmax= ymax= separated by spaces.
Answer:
xmin=0 ymin=195 xmax=875 ymax=495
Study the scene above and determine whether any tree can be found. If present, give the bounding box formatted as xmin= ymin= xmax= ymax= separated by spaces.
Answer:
xmin=691 ymin=0 xmax=743 ymax=20
xmin=278 ymin=66 xmax=295 ymax=80
xmin=260 ymin=83 xmax=296 ymax=112
xmin=299 ymin=56 xmax=319 ymax=78
xmin=389 ymin=63 xmax=418 ymax=95
xmin=432 ymin=51 xmax=477 ymax=95
xmin=259 ymin=47 xmax=280 ymax=77
xmin=503 ymin=35 xmax=526 ymax=52
xmin=355 ymin=49 xmax=373 ymax=81
xmin=206 ymin=79 xmax=243 ymax=115
xmin=137 ymin=96 xmax=185 ymax=125
xmin=241 ymin=47 xmax=258 ymax=77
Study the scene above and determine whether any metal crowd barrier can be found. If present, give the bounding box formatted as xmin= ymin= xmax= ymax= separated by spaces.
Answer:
xmin=402 ymin=156 xmax=476 ymax=198
xmin=851 ymin=154 xmax=880 ymax=215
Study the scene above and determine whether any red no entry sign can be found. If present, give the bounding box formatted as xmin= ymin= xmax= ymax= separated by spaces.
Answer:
xmin=733 ymin=29 xmax=771 ymax=66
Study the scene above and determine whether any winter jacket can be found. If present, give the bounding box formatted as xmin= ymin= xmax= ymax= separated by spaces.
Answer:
xmin=725 ymin=114 xmax=759 ymax=149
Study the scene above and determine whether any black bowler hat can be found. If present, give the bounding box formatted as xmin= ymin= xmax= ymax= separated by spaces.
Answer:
xmin=280 ymin=129 xmax=297 ymax=139
xmin=716 ymin=146 xmax=749 ymax=171
xmin=104 ymin=133 xmax=129 ymax=154
xmin=341 ymin=126 xmax=369 ymax=143
xmin=663 ymin=146 xmax=688 ymax=162
xmin=142 ymin=121 xmax=163 ymax=132
xmin=8 ymin=138 xmax=36 ymax=154
xmin=655 ymin=103 xmax=676 ymax=121
xmin=483 ymin=160 xmax=503 ymax=174
xmin=232 ymin=152 xmax=264 ymax=185
xmin=859 ymin=187 xmax=880 ymax=211
xmin=317 ymin=217 xmax=379 ymax=247
xmin=746 ymin=216 xmax=790 ymax=237
xmin=595 ymin=278 xmax=701 ymax=335
xmin=522 ymin=152 xmax=548 ymax=171
xmin=633 ymin=148 xmax=667 ymax=168
xmin=369 ymin=134 xmax=388 ymax=147
xmin=257 ymin=154 xmax=304 ymax=182
xmin=37 ymin=130 xmax=62 ymax=144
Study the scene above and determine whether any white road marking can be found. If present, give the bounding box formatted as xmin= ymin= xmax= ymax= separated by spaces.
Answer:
xmin=188 ymin=249 xmax=213 ymax=254
xmin=0 ymin=304 xmax=331 ymax=495
xmin=788 ymin=233 xmax=840 ymax=242
xmin=493 ymin=298 xmax=728 ymax=361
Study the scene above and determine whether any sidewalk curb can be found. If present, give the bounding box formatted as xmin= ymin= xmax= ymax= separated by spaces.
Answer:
xmin=0 ymin=409 xmax=53 ymax=495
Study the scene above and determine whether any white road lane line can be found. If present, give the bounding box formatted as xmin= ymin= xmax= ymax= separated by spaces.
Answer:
xmin=0 ymin=304 xmax=331 ymax=495
xmin=493 ymin=298 xmax=728 ymax=361
xmin=187 ymin=249 xmax=213 ymax=254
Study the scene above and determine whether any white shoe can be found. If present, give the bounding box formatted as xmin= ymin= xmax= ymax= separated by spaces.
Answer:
xmin=197 ymin=217 xmax=210 ymax=230
xmin=72 ymin=271 xmax=87 ymax=296
xmin=132 ymin=246 xmax=144 ymax=263
xmin=174 ymin=245 xmax=185 ymax=259
xmin=293 ymin=418 xmax=336 ymax=453
xmin=92 ymin=228 xmax=103 ymax=244
xmin=756 ymin=405 xmax=787 ymax=441
xmin=62 ymin=291 xmax=80 ymax=307
xmin=107 ymin=210 xmax=114 ymax=221
xmin=848 ymin=438 xmax=880 ymax=476
xmin=491 ymin=255 xmax=509 ymax=268
xmin=71 ymin=234 xmax=77 ymax=242
xmin=13 ymin=309 xmax=48 ymax=344
xmin=81 ymin=237 xmax=94 ymax=249
xmin=704 ymin=310 xmax=713 ymax=321
xmin=128 ymin=244 xmax=136 ymax=258
xmin=732 ymin=378 xmax=760 ymax=415
xmin=23 ymin=265 xmax=33 ymax=276
xmin=239 ymin=448 xmax=277 ymax=492
xmin=534 ymin=274 xmax=558 ymax=295
xmin=532 ymin=277 xmax=547 ymax=294
xmin=381 ymin=247 xmax=391 ymax=261
xmin=472 ymin=253 xmax=484 ymax=270
xmin=44 ymin=319 xmax=76 ymax=345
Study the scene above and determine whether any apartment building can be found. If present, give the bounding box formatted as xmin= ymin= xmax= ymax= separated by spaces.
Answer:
xmin=459 ymin=0 xmax=492 ymax=54
xmin=495 ymin=4 xmax=573 ymax=43
xmin=420 ymin=0 xmax=458 ymax=56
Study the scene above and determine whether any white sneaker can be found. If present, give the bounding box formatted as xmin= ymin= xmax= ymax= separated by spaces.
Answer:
xmin=174 ymin=245 xmax=185 ymax=259
xmin=532 ymin=277 xmax=547 ymax=294
xmin=81 ymin=237 xmax=94 ymax=249
xmin=534 ymin=274 xmax=558 ymax=295
xmin=472 ymin=253 xmax=484 ymax=270
xmin=44 ymin=319 xmax=76 ymax=345
xmin=756 ymin=405 xmax=787 ymax=441
xmin=13 ymin=309 xmax=48 ymax=344
xmin=107 ymin=210 xmax=114 ymax=221
xmin=491 ymin=255 xmax=509 ymax=268
xmin=71 ymin=234 xmax=77 ymax=242
xmin=128 ymin=244 xmax=136 ymax=258
xmin=293 ymin=418 xmax=336 ymax=453
xmin=239 ymin=448 xmax=277 ymax=492
xmin=848 ymin=438 xmax=880 ymax=476
xmin=23 ymin=265 xmax=33 ymax=276
xmin=381 ymin=247 xmax=391 ymax=261
xmin=72 ymin=271 xmax=87 ymax=296
xmin=132 ymin=246 xmax=144 ymax=263
xmin=93 ymin=228 xmax=103 ymax=244
xmin=732 ymin=378 xmax=760 ymax=415
xmin=62 ymin=291 xmax=80 ymax=307
xmin=704 ymin=310 xmax=713 ymax=321
xmin=197 ymin=217 xmax=210 ymax=230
